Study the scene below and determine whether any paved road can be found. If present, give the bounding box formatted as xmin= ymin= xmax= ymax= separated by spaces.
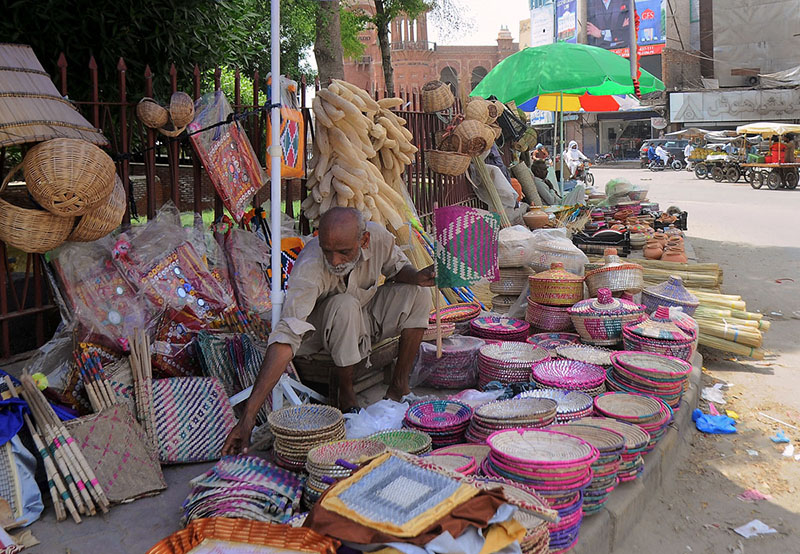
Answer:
xmin=592 ymin=167 xmax=800 ymax=554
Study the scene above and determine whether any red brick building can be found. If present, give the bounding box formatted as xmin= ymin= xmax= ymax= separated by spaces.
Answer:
xmin=344 ymin=4 xmax=518 ymax=97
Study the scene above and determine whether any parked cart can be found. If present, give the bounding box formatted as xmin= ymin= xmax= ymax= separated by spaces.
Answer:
xmin=736 ymin=122 xmax=800 ymax=189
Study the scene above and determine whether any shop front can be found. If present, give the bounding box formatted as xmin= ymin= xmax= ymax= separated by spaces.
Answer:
xmin=597 ymin=111 xmax=663 ymax=160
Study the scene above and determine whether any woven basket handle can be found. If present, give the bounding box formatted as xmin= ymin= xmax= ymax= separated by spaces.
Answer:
xmin=0 ymin=163 xmax=23 ymax=194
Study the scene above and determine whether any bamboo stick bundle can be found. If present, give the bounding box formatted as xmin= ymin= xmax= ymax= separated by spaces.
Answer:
xmin=698 ymin=335 xmax=765 ymax=360
xmin=696 ymin=320 xmax=763 ymax=348
xmin=129 ymin=330 xmax=157 ymax=454
xmin=639 ymin=268 xmax=720 ymax=288
xmin=633 ymin=259 xmax=722 ymax=273
xmin=3 ymin=376 xmax=79 ymax=523
xmin=20 ymin=374 xmax=110 ymax=513
xmin=472 ymin=156 xmax=512 ymax=228
xmin=731 ymin=310 xmax=764 ymax=321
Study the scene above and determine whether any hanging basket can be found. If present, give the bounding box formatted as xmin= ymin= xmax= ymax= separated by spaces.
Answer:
xmin=169 ymin=91 xmax=195 ymax=128
xmin=465 ymin=98 xmax=491 ymax=123
xmin=23 ymin=138 xmax=116 ymax=216
xmin=421 ymin=80 xmax=455 ymax=113
xmin=0 ymin=164 xmax=75 ymax=253
xmin=136 ymin=98 xmax=169 ymax=129
xmin=453 ymin=120 xmax=490 ymax=156
xmin=426 ymin=149 xmax=471 ymax=176
xmin=68 ymin=174 xmax=126 ymax=242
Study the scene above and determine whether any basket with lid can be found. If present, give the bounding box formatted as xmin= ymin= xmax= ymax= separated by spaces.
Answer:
xmin=641 ymin=276 xmax=699 ymax=315
xmin=584 ymin=249 xmax=644 ymax=296
xmin=621 ymin=307 xmax=696 ymax=361
xmin=568 ymin=288 xmax=646 ymax=346
xmin=528 ymin=262 xmax=584 ymax=306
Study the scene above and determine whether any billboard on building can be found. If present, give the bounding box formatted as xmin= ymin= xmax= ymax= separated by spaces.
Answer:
xmin=529 ymin=0 xmax=554 ymax=48
xmin=586 ymin=0 xmax=665 ymax=57
xmin=556 ymin=0 xmax=577 ymax=43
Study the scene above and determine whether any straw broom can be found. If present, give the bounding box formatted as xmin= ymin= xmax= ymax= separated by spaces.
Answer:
xmin=698 ymin=335 xmax=765 ymax=360
xmin=129 ymin=330 xmax=157 ymax=454
xmin=472 ymin=156 xmax=512 ymax=228
xmin=3 ymin=376 xmax=79 ymax=523
xmin=695 ymin=320 xmax=763 ymax=348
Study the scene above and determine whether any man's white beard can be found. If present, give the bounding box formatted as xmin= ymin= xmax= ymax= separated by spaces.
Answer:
xmin=324 ymin=250 xmax=361 ymax=276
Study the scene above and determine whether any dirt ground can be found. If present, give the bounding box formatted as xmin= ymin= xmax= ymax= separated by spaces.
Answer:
xmin=591 ymin=167 xmax=800 ymax=553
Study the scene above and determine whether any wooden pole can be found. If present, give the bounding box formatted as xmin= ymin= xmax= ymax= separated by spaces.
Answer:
xmin=433 ymin=202 xmax=443 ymax=358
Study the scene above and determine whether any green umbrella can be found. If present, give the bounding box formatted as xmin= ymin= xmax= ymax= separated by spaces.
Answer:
xmin=470 ymin=42 xmax=664 ymax=105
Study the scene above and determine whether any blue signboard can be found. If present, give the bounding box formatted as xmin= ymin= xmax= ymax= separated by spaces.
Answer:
xmin=556 ymin=0 xmax=577 ymax=43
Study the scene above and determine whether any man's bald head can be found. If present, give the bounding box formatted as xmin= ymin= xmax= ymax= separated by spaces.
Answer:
xmin=318 ymin=207 xmax=370 ymax=275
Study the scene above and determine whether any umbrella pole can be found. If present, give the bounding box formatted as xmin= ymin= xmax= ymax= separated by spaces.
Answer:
xmin=269 ymin=0 xmax=282 ymax=330
xmin=559 ymin=92 xmax=565 ymax=198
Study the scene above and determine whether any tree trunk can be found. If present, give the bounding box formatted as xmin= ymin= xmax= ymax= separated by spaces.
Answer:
xmin=314 ymin=0 xmax=345 ymax=85
xmin=374 ymin=0 xmax=395 ymax=97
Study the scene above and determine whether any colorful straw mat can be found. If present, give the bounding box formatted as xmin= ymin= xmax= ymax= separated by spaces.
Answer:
xmin=182 ymin=456 xmax=305 ymax=525
xmin=478 ymin=342 xmax=549 ymax=388
xmin=147 ymin=517 xmax=338 ymax=554
xmin=466 ymin=398 xmax=558 ymax=443
xmin=531 ymin=359 xmax=607 ymax=394
xmin=404 ymin=400 xmax=473 ymax=448
xmin=470 ymin=316 xmax=530 ymax=341
xmin=556 ymin=344 xmax=613 ymax=367
xmin=319 ymin=453 xmax=477 ymax=538
xmin=368 ymin=429 xmax=432 ymax=455
xmin=0 ymin=441 xmax=21 ymax=521
xmin=430 ymin=443 xmax=491 ymax=467
xmin=64 ymin=405 xmax=166 ymax=504
xmin=526 ymin=332 xmax=582 ymax=351
xmin=516 ymin=389 xmax=594 ymax=423
xmin=418 ymin=336 xmax=484 ymax=389
xmin=428 ymin=302 xmax=481 ymax=324
xmin=525 ymin=299 xmax=574 ymax=332
xmin=422 ymin=452 xmax=477 ymax=475
xmin=303 ymin=439 xmax=387 ymax=509
xmin=152 ymin=377 xmax=236 ymax=464
xmin=268 ymin=405 xmax=346 ymax=470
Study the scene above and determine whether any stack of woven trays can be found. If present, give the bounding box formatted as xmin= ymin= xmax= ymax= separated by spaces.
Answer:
xmin=607 ymin=351 xmax=692 ymax=409
xmin=531 ymin=359 xmax=607 ymax=397
xmin=516 ymin=389 xmax=594 ymax=422
xmin=418 ymin=336 xmax=484 ymax=388
xmin=430 ymin=443 xmax=491 ymax=467
xmin=572 ymin=417 xmax=650 ymax=482
xmin=421 ymin=452 xmax=478 ymax=475
xmin=303 ymin=439 xmax=387 ymax=509
xmin=368 ymin=429 xmax=432 ymax=455
xmin=465 ymin=397 xmax=558 ymax=443
xmin=470 ymin=316 xmax=530 ymax=341
xmin=268 ymin=405 xmax=345 ymax=471
xmin=478 ymin=342 xmax=550 ymax=389
xmin=556 ymin=344 xmax=613 ymax=367
xmin=549 ymin=424 xmax=625 ymax=515
xmin=422 ymin=321 xmax=456 ymax=342
xmin=568 ymin=288 xmax=646 ymax=346
xmin=526 ymin=263 xmax=584 ymax=333
xmin=622 ymin=306 xmax=696 ymax=361
xmin=403 ymin=400 xmax=473 ymax=448
xmin=181 ymin=455 xmax=304 ymax=524
xmin=429 ymin=302 xmax=481 ymax=324
xmin=593 ymin=392 xmax=673 ymax=455
xmin=526 ymin=332 xmax=582 ymax=352
xmin=490 ymin=266 xmax=533 ymax=314
xmin=483 ymin=429 xmax=599 ymax=553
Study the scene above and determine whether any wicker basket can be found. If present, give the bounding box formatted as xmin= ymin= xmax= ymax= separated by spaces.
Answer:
xmin=481 ymin=123 xmax=497 ymax=151
xmin=465 ymin=98 xmax=491 ymax=123
xmin=158 ymin=119 xmax=185 ymax=138
xmin=454 ymin=119 xmax=490 ymax=156
xmin=23 ymin=138 xmax=116 ymax=216
xmin=68 ymin=174 xmax=126 ymax=242
xmin=426 ymin=149 xmax=471 ymax=176
xmin=169 ymin=91 xmax=195 ymax=127
xmin=0 ymin=165 xmax=75 ymax=253
xmin=136 ymin=97 xmax=169 ymax=129
xmin=421 ymin=80 xmax=455 ymax=113
xmin=528 ymin=262 xmax=584 ymax=306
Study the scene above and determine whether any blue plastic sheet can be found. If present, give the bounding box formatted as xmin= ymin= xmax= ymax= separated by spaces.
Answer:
xmin=692 ymin=408 xmax=737 ymax=434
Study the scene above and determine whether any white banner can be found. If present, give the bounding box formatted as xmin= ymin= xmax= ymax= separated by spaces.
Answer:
xmin=670 ymin=89 xmax=800 ymax=123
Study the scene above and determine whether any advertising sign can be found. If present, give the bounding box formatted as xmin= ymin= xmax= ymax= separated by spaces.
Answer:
xmin=556 ymin=0 xmax=577 ymax=43
xmin=530 ymin=0 xmax=554 ymax=48
xmin=586 ymin=0 xmax=665 ymax=57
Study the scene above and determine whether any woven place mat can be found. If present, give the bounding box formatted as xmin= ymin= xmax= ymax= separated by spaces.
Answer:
xmin=430 ymin=444 xmax=491 ymax=466
xmin=476 ymin=397 xmax=558 ymax=422
xmin=557 ymin=344 xmax=613 ymax=366
xmin=307 ymin=439 xmax=387 ymax=467
xmin=268 ymin=405 xmax=344 ymax=436
xmin=405 ymin=400 xmax=473 ymax=430
xmin=429 ymin=302 xmax=481 ymax=324
xmin=516 ymin=389 xmax=594 ymax=417
xmin=422 ymin=453 xmax=476 ymax=474
xmin=570 ymin=417 xmax=651 ymax=451
xmin=368 ymin=429 xmax=432 ymax=454
xmin=526 ymin=333 xmax=582 ymax=351
xmin=487 ymin=429 xmax=596 ymax=466
xmin=548 ymin=424 xmax=625 ymax=454
xmin=479 ymin=342 xmax=550 ymax=367
xmin=532 ymin=359 xmax=606 ymax=389
xmin=593 ymin=392 xmax=663 ymax=422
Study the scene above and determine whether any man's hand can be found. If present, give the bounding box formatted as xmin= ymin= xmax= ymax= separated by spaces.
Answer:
xmin=416 ymin=265 xmax=436 ymax=287
xmin=623 ymin=17 xmax=629 ymax=27
xmin=222 ymin=419 xmax=254 ymax=456
xmin=587 ymin=22 xmax=602 ymax=38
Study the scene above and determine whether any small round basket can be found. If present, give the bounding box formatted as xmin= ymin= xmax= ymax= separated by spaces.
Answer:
xmin=136 ymin=97 xmax=169 ymax=129
xmin=426 ymin=149 xmax=471 ymax=176
xmin=0 ymin=166 xmax=75 ymax=253
xmin=23 ymin=138 xmax=116 ymax=217
xmin=169 ymin=91 xmax=196 ymax=128
xmin=453 ymin=119 xmax=490 ymax=156
xmin=68 ymin=174 xmax=126 ymax=242
xmin=465 ymin=98 xmax=491 ymax=123
xmin=421 ymin=80 xmax=455 ymax=113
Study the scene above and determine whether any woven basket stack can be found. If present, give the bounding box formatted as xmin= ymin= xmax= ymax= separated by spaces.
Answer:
xmin=573 ymin=417 xmax=650 ymax=482
xmin=531 ymin=359 xmax=608 ymax=397
xmin=517 ymin=389 xmax=594 ymax=422
xmin=465 ymin=397 xmax=558 ymax=443
xmin=268 ymin=405 xmax=346 ymax=471
xmin=490 ymin=266 xmax=533 ymax=314
xmin=303 ymin=439 xmax=387 ymax=509
xmin=403 ymin=400 xmax=473 ymax=448
xmin=526 ymin=263 xmax=584 ymax=332
xmin=1 ymin=137 xmax=122 ymax=253
xmin=477 ymin=341 xmax=550 ymax=389
xmin=593 ymin=392 xmax=673 ymax=455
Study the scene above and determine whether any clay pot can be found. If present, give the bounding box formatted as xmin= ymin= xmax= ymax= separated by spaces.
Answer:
xmin=644 ymin=240 xmax=663 ymax=260
xmin=524 ymin=207 xmax=550 ymax=229
xmin=659 ymin=213 xmax=677 ymax=224
xmin=661 ymin=245 xmax=688 ymax=263
xmin=666 ymin=236 xmax=684 ymax=248
xmin=653 ymin=232 xmax=668 ymax=248
xmin=665 ymin=224 xmax=683 ymax=238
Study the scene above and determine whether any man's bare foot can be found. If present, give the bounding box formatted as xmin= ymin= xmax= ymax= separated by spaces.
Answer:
xmin=338 ymin=390 xmax=360 ymax=414
xmin=384 ymin=386 xmax=409 ymax=403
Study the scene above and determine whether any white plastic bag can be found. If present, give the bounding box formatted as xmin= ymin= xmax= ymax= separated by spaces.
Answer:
xmin=344 ymin=399 xmax=409 ymax=439
xmin=529 ymin=228 xmax=589 ymax=275
xmin=498 ymin=225 xmax=537 ymax=268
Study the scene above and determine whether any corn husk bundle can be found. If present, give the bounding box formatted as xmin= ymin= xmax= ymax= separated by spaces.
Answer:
xmin=302 ymin=80 xmax=417 ymax=230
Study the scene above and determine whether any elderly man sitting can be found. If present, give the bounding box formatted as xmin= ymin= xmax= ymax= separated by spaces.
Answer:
xmin=223 ymin=207 xmax=433 ymax=455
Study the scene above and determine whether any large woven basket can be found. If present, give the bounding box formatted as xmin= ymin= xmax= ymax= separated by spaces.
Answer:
xmin=465 ymin=98 xmax=491 ymax=123
xmin=136 ymin=97 xmax=169 ymax=129
xmin=526 ymin=298 xmax=573 ymax=332
xmin=454 ymin=119 xmax=490 ymax=156
xmin=169 ymin=91 xmax=195 ymax=127
xmin=68 ymin=174 xmax=126 ymax=242
xmin=421 ymin=80 xmax=455 ymax=113
xmin=23 ymin=138 xmax=116 ymax=216
xmin=0 ymin=165 xmax=74 ymax=253
xmin=427 ymin=149 xmax=471 ymax=175
xmin=529 ymin=262 xmax=584 ymax=306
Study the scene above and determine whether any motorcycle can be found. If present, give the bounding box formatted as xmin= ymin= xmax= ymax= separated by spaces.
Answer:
xmin=574 ymin=161 xmax=595 ymax=187
xmin=594 ymin=152 xmax=615 ymax=165
xmin=649 ymin=154 xmax=683 ymax=171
